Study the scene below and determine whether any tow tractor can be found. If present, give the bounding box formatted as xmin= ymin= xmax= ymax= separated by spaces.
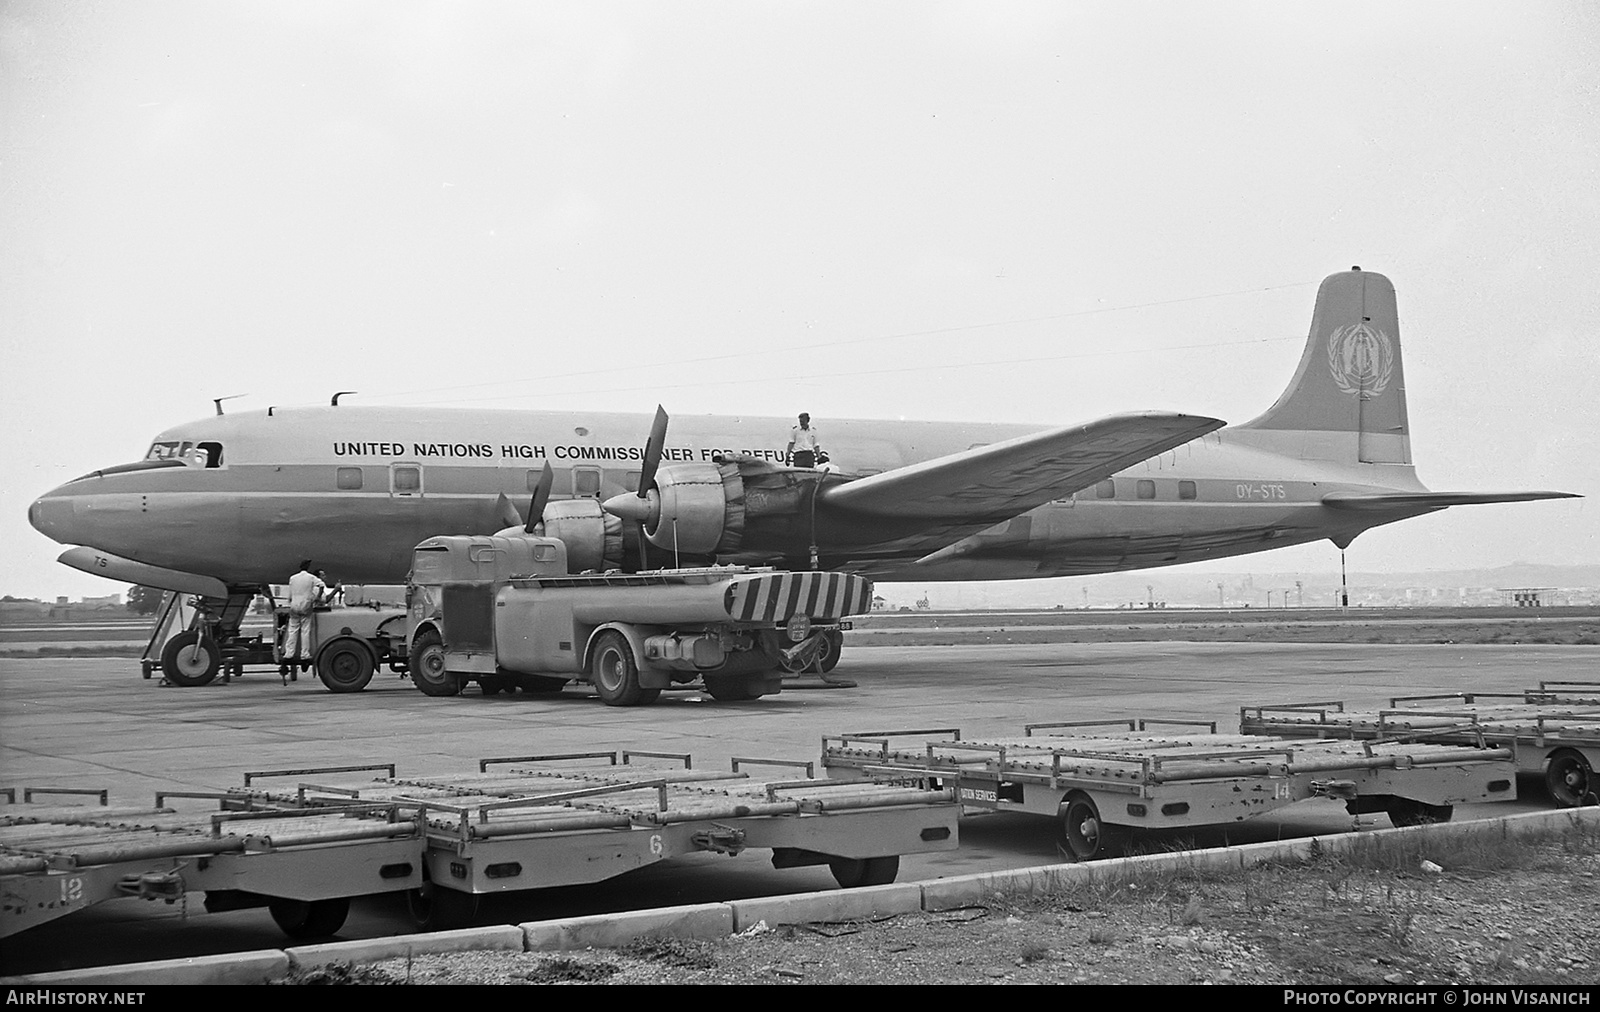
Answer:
xmin=403 ymin=533 xmax=870 ymax=704
xmin=143 ymin=531 xmax=871 ymax=706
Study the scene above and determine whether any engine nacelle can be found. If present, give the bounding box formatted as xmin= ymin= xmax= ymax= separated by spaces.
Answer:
xmin=609 ymin=460 xmax=823 ymax=560
xmin=541 ymin=498 xmax=623 ymax=572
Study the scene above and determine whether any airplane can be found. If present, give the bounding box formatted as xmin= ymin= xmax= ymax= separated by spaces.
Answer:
xmin=28 ymin=267 xmax=1577 ymax=682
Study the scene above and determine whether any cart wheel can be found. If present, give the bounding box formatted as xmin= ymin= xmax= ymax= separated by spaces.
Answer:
xmin=315 ymin=637 xmax=375 ymax=693
xmin=409 ymin=629 xmax=461 ymax=697
xmin=268 ymin=897 xmax=350 ymax=939
xmin=1545 ymin=749 xmax=1595 ymax=808
xmin=406 ymin=881 xmax=479 ymax=932
xmin=160 ymin=631 xmax=220 ymax=687
xmin=1387 ymin=799 xmax=1454 ymax=827
xmin=828 ymin=855 xmax=899 ymax=888
xmin=589 ymin=631 xmax=659 ymax=706
xmin=1060 ymin=792 xmax=1128 ymax=861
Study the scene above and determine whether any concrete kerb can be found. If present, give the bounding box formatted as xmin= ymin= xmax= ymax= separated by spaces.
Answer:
xmin=6 ymin=807 xmax=1595 ymax=985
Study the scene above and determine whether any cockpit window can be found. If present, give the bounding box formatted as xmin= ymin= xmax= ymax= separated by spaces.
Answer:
xmin=146 ymin=440 xmax=194 ymax=461
xmin=145 ymin=440 xmax=224 ymax=467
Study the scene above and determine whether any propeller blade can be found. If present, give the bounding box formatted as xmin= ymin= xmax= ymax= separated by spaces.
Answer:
xmin=524 ymin=460 xmax=554 ymax=533
xmin=636 ymin=405 xmax=669 ymax=498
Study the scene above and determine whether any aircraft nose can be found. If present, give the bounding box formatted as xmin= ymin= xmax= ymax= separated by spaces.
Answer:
xmin=29 ymin=487 xmax=81 ymax=546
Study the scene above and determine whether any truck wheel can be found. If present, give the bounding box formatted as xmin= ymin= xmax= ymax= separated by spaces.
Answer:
xmin=268 ymin=897 xmax=350 ymax=939
xmin=818 ymin=629 xmax=844 ymax=673
xmin=590 ymin=631 xmax=659 ymax=706
xmin=703 ymin=673 xmax=761 ymax=701
xmin=161 ymin=631 xmax=220 ymax=687
xmin=315 ymin=637 xmax=375 ymax=693
xmin=828 ymin=855 xmax=899 ymax=888
xmin=409 ymin=630 xmax=462 ymax=697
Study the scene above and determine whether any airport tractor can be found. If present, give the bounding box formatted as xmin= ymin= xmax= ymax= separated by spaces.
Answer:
xmin=402 ymin=532 xmax=871 ymax=704
xmin=152 ymin=529 xmax=870 ymax=705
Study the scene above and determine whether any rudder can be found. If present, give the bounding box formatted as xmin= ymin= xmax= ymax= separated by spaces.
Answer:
xmin=1237 ymin=268 xmax=1410 ymax=464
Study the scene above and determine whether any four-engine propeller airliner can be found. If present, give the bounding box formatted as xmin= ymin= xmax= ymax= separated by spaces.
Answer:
xmin=28 ymin=268 xmax=1576 ymax=680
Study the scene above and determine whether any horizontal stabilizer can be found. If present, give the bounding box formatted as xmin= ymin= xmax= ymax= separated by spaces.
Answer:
xmin=822 ymin=411 xmax=1225 ymax=523
xmin=1321 ymin=490 xmax=1580 ymax=512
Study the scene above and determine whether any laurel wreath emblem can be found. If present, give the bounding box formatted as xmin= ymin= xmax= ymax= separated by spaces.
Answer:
xmin=1326 ymin=323 xmax=1395 ymax=398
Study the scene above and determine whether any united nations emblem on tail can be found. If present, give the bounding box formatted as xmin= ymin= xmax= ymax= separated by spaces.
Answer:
xmin=1325 ymin=323 xmax=1395 ymax=397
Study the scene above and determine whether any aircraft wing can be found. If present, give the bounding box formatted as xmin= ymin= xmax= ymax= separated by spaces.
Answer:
xmin=1322 ymin=490 xmax=1580 ymax=511
xmin=819 ymin=411 xmax=1225 ymax=544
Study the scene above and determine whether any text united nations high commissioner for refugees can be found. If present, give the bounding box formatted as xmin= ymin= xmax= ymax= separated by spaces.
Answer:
xmin=1283 ymin=991 xmax=1590 ymax=1006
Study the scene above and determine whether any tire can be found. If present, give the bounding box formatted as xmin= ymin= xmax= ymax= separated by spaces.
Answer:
xmin=479 ymin=674 xmax=508 ymax=696
xmin=161 ymin=630 xmax=220 ymax=687
xmin=268 ymin=897 xmax=350 ymax=939
xmin=1545 ymin=749 xmax=1596 ymax=808
xmin=703 ymin=673 xmax=762 ymax=701
xmin=828 ymin=855 xmax=900 ymax=888
xmin=1387 ymin=799 xmax=1455 ymax=827
xmin=409 ymin=629 xmax=462 ymax=697
xmin=818 ymin=629 xmax=844 ymax=673
xmin=407 ymin=881 xmax=479 ymax=932
xmin=589 ymin=631 xmax=659 ymax=706
xmin=314 ymin=637 xmax=375 ymax=693
xmin=1060 ymin=792 xmax=1128 ymax=861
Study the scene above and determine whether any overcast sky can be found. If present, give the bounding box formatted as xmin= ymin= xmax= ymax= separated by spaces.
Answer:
xmin=3 ymin=1 xmax=1596 ymax=601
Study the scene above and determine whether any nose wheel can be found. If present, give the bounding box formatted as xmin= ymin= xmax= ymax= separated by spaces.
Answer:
xmin=160 ymin=630 xmax=220 ymax=687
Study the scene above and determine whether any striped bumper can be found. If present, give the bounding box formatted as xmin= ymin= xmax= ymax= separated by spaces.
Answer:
xmin=724 ymin=572 xmax=873 ymax=624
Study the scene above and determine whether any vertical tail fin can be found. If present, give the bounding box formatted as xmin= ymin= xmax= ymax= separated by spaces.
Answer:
xmin=1237 ymin=268 xmax=1410 ymax=464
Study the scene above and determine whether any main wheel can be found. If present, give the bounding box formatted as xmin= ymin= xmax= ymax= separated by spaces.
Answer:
xmin=589 ymin=631 xmax=659 ymax=706
xmin=406 ymin=880 xmax=479 ymax=932
xmin=828 ymin=855 xmax=900 ymax=888
xmin=1546 ymin=749 xmax=1595 ymax=808
xmin=817 ymin=629 xmax=844 ymax=673
xmin=268 ymin=897 xmax=350 ymax=939
xmin=1060 ymin=792 xmax=1127 ymax=861
xmin=161 ymin=630 xmax=220 ymax=687
xmin=1387 ymin=799 xmax=1454 ymax=827
xmin=315 ymin=637 xmax=375 ymax=693
xmin=408 ymin=629 xmax=462 ymax=697
xmin=703 ymin=673 xmax=761 ymax=701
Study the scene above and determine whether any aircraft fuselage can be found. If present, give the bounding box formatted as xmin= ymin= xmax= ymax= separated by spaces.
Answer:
xmin=28 ymin=405 xmax=1432 ymax=588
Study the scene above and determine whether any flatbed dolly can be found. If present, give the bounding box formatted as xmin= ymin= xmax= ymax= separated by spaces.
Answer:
xmin=0 ymin=779 xmax=422 ymax=940
xmin=820 ymin=719 xmax=1517 ymax=860
xmin=1240 ymin=680 xmax=1600 ymax=808
xmin=2 ymin=749 xmax=957 ymax=940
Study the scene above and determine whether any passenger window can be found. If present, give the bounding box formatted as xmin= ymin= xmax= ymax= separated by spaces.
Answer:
xmin=623 ymin=471 xmax=641 ymax=492
xmin=573 ymin=468 xmax=602 ymax=497
xmin=1096 ymin=480 xmax=1115 ymax=499
xmin=527 ymin=469 xmax=544 ymax=492
xmin=197 ymin=441 xmax=224 ymax=468
xmin=1137 ymin=479 xmax=1155 ymax=500
xmin=1179 ymin=480 xmax=1197 ymax=500
xmin=392 ymin=466 xmax=422 ymax=495
xmin=336 ymin=467 xmax=364 ymax=490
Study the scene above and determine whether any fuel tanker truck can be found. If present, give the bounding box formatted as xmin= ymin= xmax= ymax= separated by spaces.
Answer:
xmin=403 ymin=532 xmax=872 ymax=705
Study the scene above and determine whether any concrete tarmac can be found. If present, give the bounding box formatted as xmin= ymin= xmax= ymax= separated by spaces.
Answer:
xmin=1 ymin=641 xmax=1589 ymax=975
